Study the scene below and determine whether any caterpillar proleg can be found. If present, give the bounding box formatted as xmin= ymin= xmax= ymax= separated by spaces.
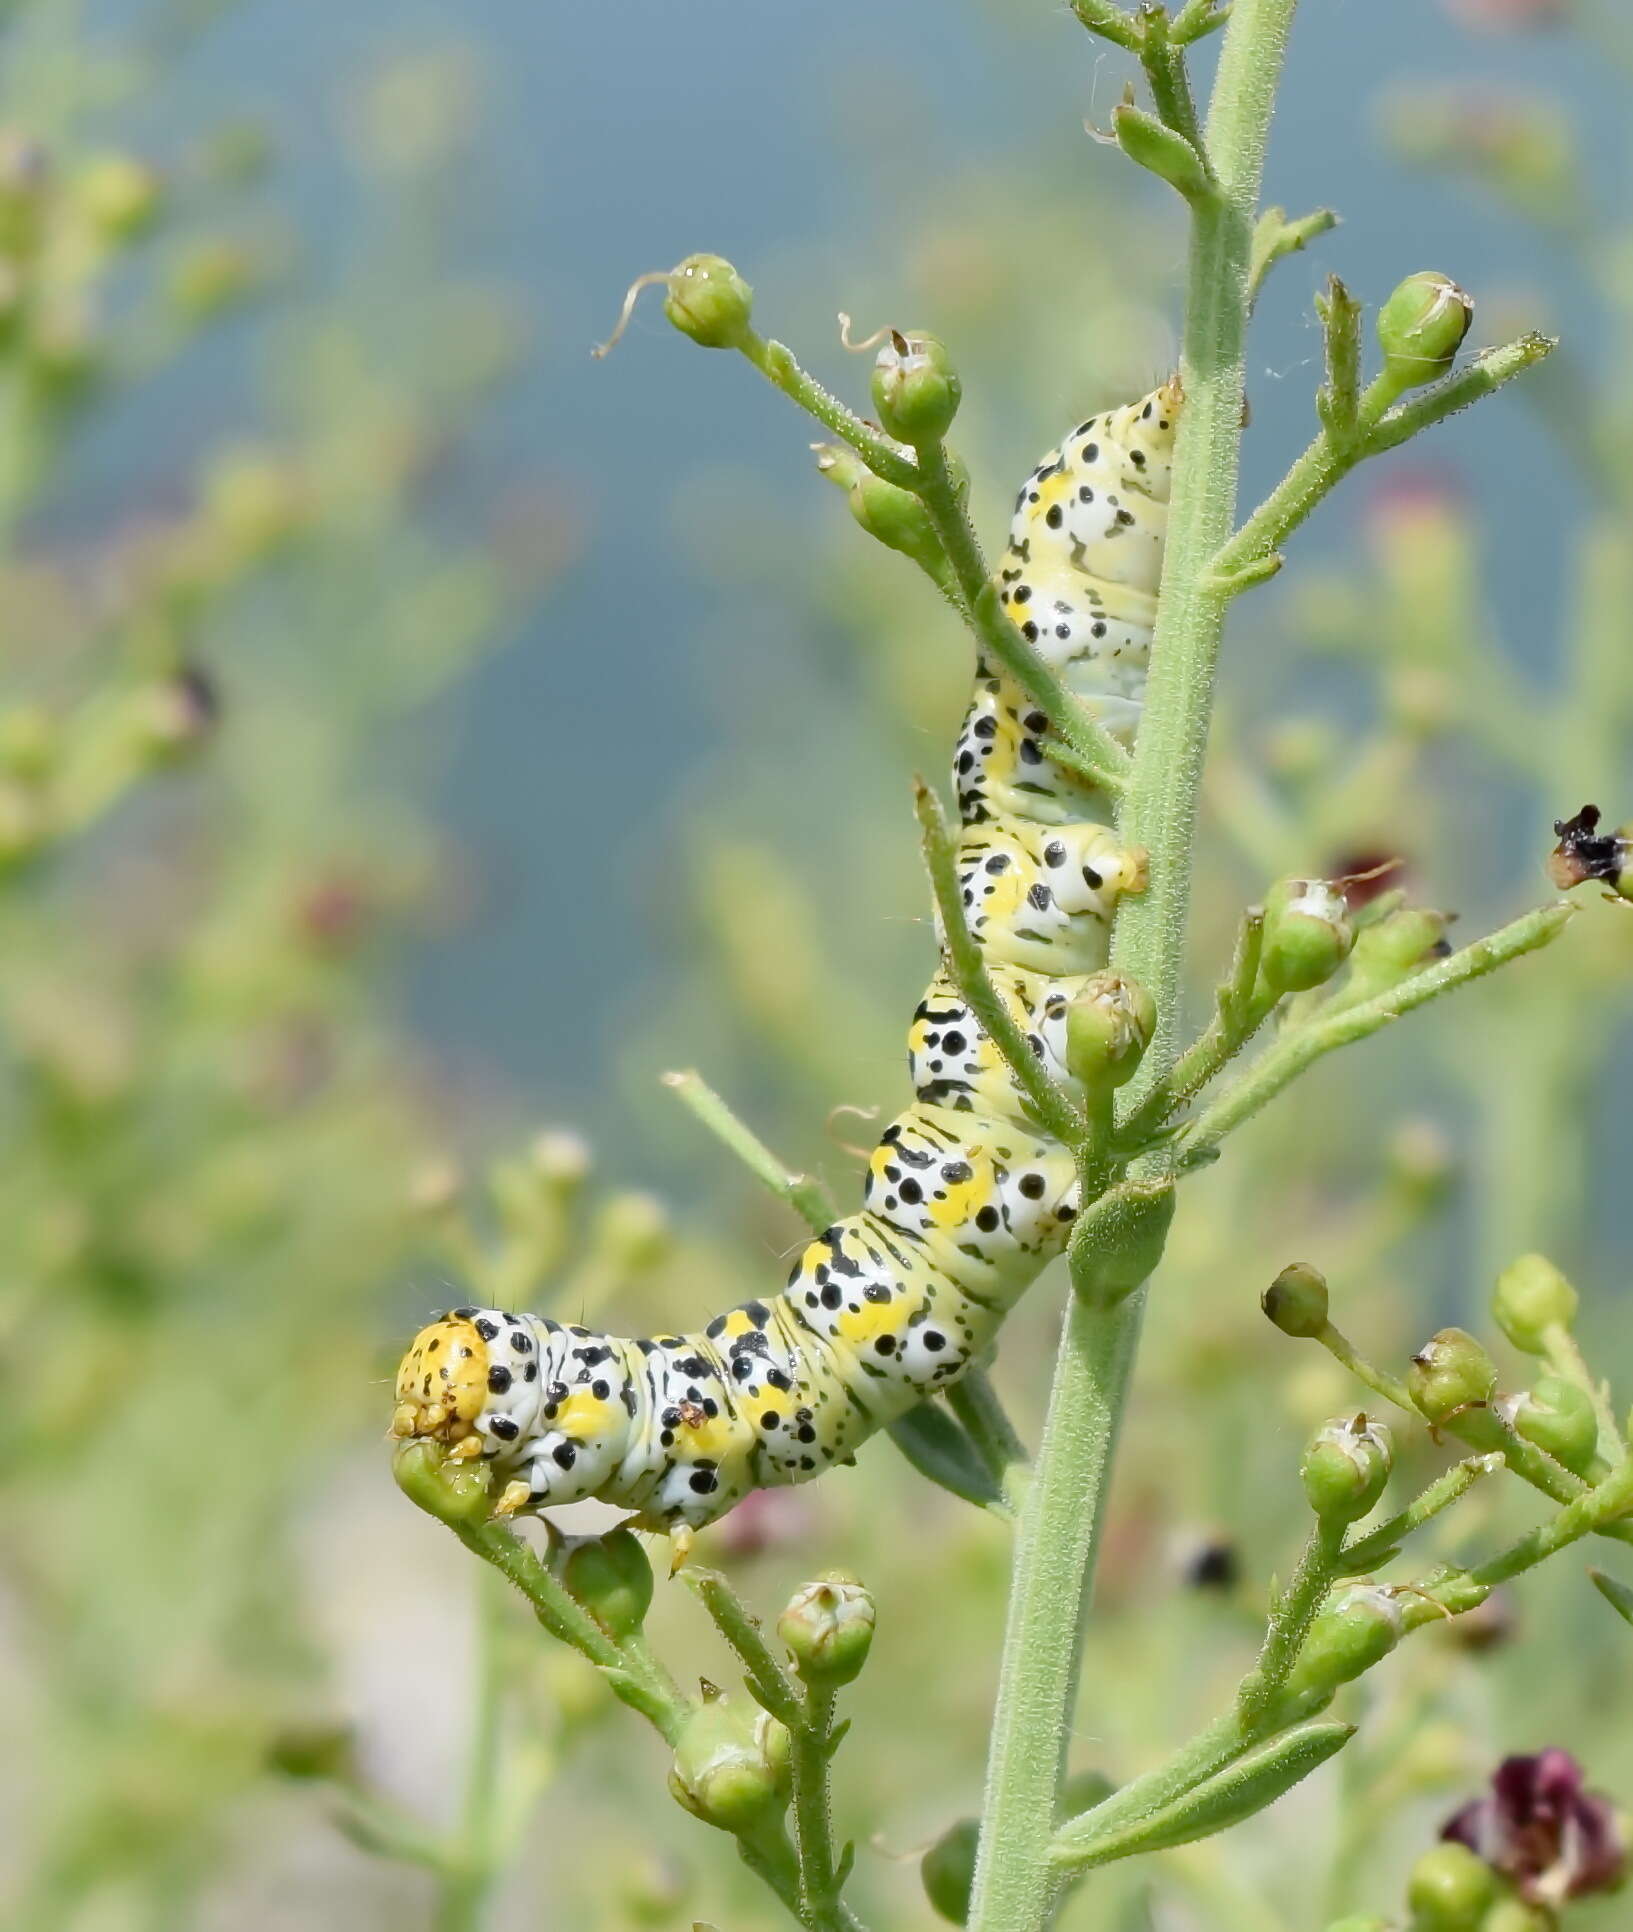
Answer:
xmin=392 ymin=382 xmax=1179 ymax=1535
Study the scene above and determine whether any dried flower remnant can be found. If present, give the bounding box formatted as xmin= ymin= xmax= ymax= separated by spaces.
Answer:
xmin=1442 ymin=1751 xmax=1628 ymax=1908
xmin=1548 ymin=804 xmax=1632 ymax=900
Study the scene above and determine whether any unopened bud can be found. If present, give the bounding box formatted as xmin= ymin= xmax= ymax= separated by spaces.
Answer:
xmin=392 ymin=1439 xmax=494 ymax=1528
xmin=1302 ymin=1413 xmax=1393 ymax=1525
xmin=1263 ymin=1262 xmax=1330 ymax=1338
xmin=664 ymin=254 xmax=753 ymax=350
xmin=1288 ymin=1585 xmax=1403 ymax=1696
xmin=921 ymin=1816 xmax=978 ymax=1926
xmin=1064 ymin=971 xmax=1156 ymax=1091
xmin=1345 ymin=906 xmax=1451 ymax=1000
xmin=1377 ymin=272 xmax=1474 ymax=387
xmin=1405 ymin=1842 xmax=1499 ymax=1930
xmin=1261 ymin=877 xmax=1354 ymax=993
xmin=1408 ymin=1328 xmax=1497 ymax=1426
xmin=668 ymin=1688 xmax=791 ymax=1832
xmin=871 ymin=329 xmax=961 ymax=445
xmin=814 ymin=442 xmax=942 ymax=573
xmin=777 ymin=1572 xmax=875 ymax=1687
xmin=1493 ymin=1251 xmax=1578 ymax=1352
xmin=558 ymin=1528 xmax=654 ymax=1639
xmin=1498 ymin=1374 xmax=1598 ymax=1476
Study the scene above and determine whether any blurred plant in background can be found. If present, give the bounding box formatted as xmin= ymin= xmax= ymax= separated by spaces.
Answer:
xmin=6 ymin=1 xmax=1633 ymax=1931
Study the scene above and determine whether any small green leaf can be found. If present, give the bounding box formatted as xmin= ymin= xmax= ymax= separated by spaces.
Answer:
xmin=1590 ymin=1569 xmax=1633 ymax=1626
xmin=889 ymin=1402 xmax=1006 ymax=1512
xmin=1051 ymin=1721 xmax=1355 ymax=1870
xmin=1112 ymin=104 xmax=1213 ymax=202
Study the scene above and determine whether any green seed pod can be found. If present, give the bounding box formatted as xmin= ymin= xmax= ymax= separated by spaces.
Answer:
xmin=1302 ymin=1413 xmax=1393 ymax=1525
xmin=777 ymin=1571 xmax=876 ymax=1687
xmin=1064 ymin=971 xmax=1157 ymax=1092
xmin=1262 ymin=1261 xmax=1330 ymax=1339
xmin=663 ymin=253 xmax=754 ymax=350
xmin=1498 ymin=1374 xmax=1599 ymax=1476
xmin=814 ymin=442 xmax=943 ymax=574
xmin=559 ymin=1528 xmax=654 ymax=1639
xmin=1377 ymin=271 xmax=1474 ymax=387
xmin=1287 ymin=1586 xmax=1403 ymax=1697
xmin=668 ymin=1688 xmax=791 ymax=1832
xmin=1408 ymin=1328 xmax=1497 ymax=1427
xmin=1261 ymin=877 xmax=1354 ymax=994
xmin=1493 ymin=1251 xmax=1578 ymax=1353
xmin=1406 ymin=1842 xmax=1499 ymax=1930
xmin=871 ymin=329 xmax=961 ymax=445
xmin=392 ymin=1439 xmax=494 ymax=1528
xmin=921 ymin=1816 xmax=978 ymax=1926
xmin=1345 ymin=905 xmax=1450 ymax=1001
xmin=1480 ymin=1901 xmax=1552 ymax=1932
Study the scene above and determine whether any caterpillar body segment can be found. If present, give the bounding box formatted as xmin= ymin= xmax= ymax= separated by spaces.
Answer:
xmin=392 ymin=381 xmax=1180 ymax=1534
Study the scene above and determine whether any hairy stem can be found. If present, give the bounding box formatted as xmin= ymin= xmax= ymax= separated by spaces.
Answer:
xmin=967 ymin=7 xmax=1299 ymax=1928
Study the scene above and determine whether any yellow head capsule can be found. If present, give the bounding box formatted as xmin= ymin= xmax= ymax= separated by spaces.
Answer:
xmin=392 ymin=1317 xmax=489 ymax=1444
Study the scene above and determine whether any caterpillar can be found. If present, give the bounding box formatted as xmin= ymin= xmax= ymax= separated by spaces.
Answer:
xmin=392 ymin=381 xmax=1179 ymax=1544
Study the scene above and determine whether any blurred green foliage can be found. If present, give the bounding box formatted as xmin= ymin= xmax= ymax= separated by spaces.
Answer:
xmin=3 ymin=2 xmax=1632 ymax=1931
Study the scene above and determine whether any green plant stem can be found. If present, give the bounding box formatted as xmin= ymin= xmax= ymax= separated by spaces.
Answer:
xmin=685 ymin=1567 xmax=802 ymax=1723
xmin=1181 ymin=903 xmax=1576 ymax=1162
xmin=1213 ymin=335 xmax=1555 ymax=587
xmin=662 ymin=1068 xmax=838 ymax=1234
xmin=913 ymin=443 xmax=1131 ymax=791
xmin=435 ymin=1570 xmax=509 ymax=1932
xmin=968 ymin=7 xmax=1299 ymax=1928
xmin=739 ymin=334 xmax=920 ymax=489
xmin=915 ymin=780 xmax=1089 ymax=1146
xmin=1341 ymin=1454 xmax=1504 ymax=1573
xmin=1237 ymin=1520 xmax=1344 ymax=1719
xmin=966 ymin=1288 xmax=1146 ymax=1932
xmin=790 ymin=1683 xmax=846 ymax=1927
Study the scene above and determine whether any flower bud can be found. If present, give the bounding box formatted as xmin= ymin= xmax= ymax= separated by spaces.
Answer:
xmin=1406 ymin=1842 xmax=1499 ymax=1930
xmin=1064 ymin=971 xmax=1157 ymax=1092
xmin=1498 ymin=1375 xmax=1599 ymax=1477
xmin=1376 ymin=272 xmax=1474 ymax=389
xmin=870 ymin=329 xmax=961 ymax=445
xmin=777 ymin=1571 xmax=875 ymax=1687
xmin=921 ymin=1816 xmax=978 ymax=1925
xmin=1302 ymin=1413 xmax=1393 ymax=1525
xmin=1493 ymin=1252 xmax=1578 ymax=1353
xmin=76 ymin=154 xmax=162 ymax=240
xmin=530 ymin=1128 xmax=591 ymax=1185
xmin=1262 ymin=1261 xmax=1330 ymax=1339
xmin=814 ymin=442 xmax=942 ymax=574
xmin=592 ymin=1190 xmax=671 ymax=1275
xmin=1408 ymin=1328 xmax=1497 ymax=1427
xmin=668 ymin=1688 xmax=791 ymax=1832
xmin=559 ymin=1528 xmax=654 ymax=1639
xmin=1288 ymin=1585 xmax=1403 ymax=1697
xmin=1260 ymin=877 xmax=1354 ymax=994
xmin=392 ymin=1439 xmax=494 ymax=1528
xmin=1345 ymin=905 xmax=1451 ymax=1000
xmin=663 ymin=254 xmax=753 ymax=350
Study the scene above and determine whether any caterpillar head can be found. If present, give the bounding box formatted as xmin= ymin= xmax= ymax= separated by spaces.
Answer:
xmin=392 ymin=1316 xmax=489 ymax=1450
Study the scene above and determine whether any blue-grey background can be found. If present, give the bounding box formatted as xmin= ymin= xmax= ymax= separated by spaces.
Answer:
xmin=88 ymin=0 xmax=1617 ymax=1149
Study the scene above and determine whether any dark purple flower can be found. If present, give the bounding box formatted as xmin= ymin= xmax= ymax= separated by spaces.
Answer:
xmin=1442 ymin=1750 xmax=1626 ymax=1908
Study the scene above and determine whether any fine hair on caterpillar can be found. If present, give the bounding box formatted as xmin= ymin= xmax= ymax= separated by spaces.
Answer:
xmin=393 ymin=381 xmax=1180 ymax=1545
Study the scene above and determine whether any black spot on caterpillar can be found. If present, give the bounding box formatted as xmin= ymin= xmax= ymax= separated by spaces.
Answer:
xmin=392 ymin=382 xmax=1181 ymax=1534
